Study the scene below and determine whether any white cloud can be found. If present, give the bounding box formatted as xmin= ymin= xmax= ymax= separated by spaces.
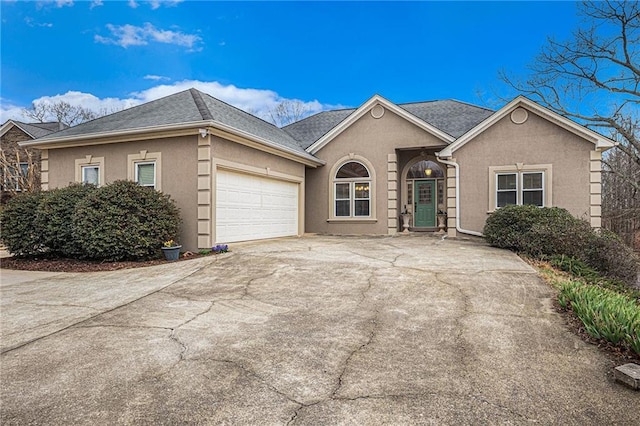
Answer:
xmin=0 ymin=81 xmax=344 ymax=126
xmin=128 ymin=0 xmax=139 ymax=9
xmin=24 ymin=17 xmax=53 ymax=27
xmin=90 ymin=0 xmax=103 ymax=9
xmin=147 ymin=0 xmax=183 ymax=9
xmin=95 ymin=22 xmax=202 ymax=50
xmin=143 ymin=74 xmax=170 ymax=81
xmin=55 ymin=0 xmax=73 ymax=7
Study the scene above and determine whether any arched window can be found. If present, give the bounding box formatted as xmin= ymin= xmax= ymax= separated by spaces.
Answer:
xmin=334 ymin=161 xmax=371 ymax=217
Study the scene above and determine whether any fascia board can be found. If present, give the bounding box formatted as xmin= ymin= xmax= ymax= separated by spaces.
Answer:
xmin=19 ymin=119 xmax=324 ymax=167
xmin=306 ymin=94 xmax=454 ymax=155
xmin=19 ymin=120 xmax=209 ymax=148
xmin=440 ymin=96 xmax=616 ymax=157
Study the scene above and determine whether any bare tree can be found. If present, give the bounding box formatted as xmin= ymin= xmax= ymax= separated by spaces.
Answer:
xmin=23 ymin=101 xmax=99 ymax=127
xmin=268 ymin=100 xmax=311 ymax=127
xmin=499 ymin=1 xmax=639 ymax=248
xmin=499 ymin=1 xmax=639 ymax=190
xmin=0 ymin=149 xmax=39 ymax=202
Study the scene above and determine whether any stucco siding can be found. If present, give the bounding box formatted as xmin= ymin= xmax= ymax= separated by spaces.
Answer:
xmin=211 ymin=137 xmax=305 ymax=179
xmin=454 ymin=109 xmax=593 ymax=233
xmin=306 ymin=107 xmax=446 ymax=234
xmin=47 ymin=136 xmax=200 ymax=251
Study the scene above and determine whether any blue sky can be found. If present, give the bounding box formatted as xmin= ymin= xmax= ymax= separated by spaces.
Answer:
xmin=1 ymin=0 xmax=580 ymax=124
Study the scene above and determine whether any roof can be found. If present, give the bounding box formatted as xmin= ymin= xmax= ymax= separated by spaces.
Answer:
xmin=0 ymin=120 xmax=62 ymax=140
xmin=29 ymin=89 xmax=319 ymax=164
xmin=438 ymin=95 xmax=615 ymax=157
xmin=284 ymin=99 xmax=494 ymax=149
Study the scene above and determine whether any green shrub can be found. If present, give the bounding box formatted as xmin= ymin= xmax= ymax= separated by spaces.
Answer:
xmin=34 ymin=183 xmax=96 ymax=258
xmin=72 ymin=180 xmax=181 ymax=261
xmin=0 ymin=191 xmax=45 ymax=257
xmin=484 ymin=205 xmax=639 ymax=287
xmin=558 ymin=280 xmax=640 ymax=355
xmin=585 ymin=229 xmax=639 ymax=288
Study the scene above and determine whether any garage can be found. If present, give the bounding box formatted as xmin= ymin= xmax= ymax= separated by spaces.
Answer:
xmin=215 ymin=170 xmax=299 ymax=243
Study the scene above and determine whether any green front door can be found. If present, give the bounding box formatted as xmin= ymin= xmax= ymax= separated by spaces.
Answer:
xmin=414 ymin=180 xmax=436 ymax=227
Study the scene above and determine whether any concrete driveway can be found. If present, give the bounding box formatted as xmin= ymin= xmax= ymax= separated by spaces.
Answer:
xmin=0 ymin=235 xmax=637 ymax=424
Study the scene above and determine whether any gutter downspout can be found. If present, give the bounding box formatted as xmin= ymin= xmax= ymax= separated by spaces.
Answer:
xmin=436 ymin=154 xmax=483 ymax=237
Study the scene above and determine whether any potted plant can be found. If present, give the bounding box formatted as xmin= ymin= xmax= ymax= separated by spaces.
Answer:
xmin=161 ymin=240 xmax=182 ymax=261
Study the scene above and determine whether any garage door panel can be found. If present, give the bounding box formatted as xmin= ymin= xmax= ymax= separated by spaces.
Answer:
xmin=216 ymin=171 xmax=299 ymax=243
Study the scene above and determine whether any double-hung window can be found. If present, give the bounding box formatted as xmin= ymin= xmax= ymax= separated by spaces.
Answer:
xmin=334 ymin=161 xmax=371 ymax=217
xmin=495 ymin=171 xmax=545 ymax=208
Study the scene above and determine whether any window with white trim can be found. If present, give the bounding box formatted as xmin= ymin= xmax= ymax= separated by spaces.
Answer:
xmin=75 ymin=156 xmax=105 ymax=187
xmin=128 ymin=151 xmax=161 ymax=191
xmin=334 ymin=161 xmax=371 ymax=217
xmin=135 ymin=161 xmax=156 ymax=188
xmin=496 ymin=171 xmax=544 ymax=208
xmin=81 ymin=165 xmax=100 ymax=185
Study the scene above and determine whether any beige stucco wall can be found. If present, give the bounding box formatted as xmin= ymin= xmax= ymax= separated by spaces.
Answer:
xmin=46 ymin=134 xmax=307 ymax=252
xmin=211 ymin=136 xmax=305 ymax=178
xmin=454 ymin=109 xmax=594 ymax=233
xmin=47 ymin=136 xmax=200 ymax=250
xmin=306 ymin=106 xmax=447 ymax=234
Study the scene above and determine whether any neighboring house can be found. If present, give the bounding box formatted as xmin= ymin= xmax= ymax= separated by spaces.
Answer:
xmin=20 ymin=89 xmax=615 ymax=251
xmin=0 ymin=120 xmax=62 ymax=203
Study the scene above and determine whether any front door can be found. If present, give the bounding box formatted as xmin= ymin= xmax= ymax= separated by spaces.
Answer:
xmin=414 ymin=180 xmax=436 ymax=227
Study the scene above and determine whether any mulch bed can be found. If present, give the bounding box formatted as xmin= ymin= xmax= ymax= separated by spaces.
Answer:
xmin=0 ymin=251 xmax=209 ymax=273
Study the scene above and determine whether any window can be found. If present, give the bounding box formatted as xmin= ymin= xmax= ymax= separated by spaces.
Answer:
xmin=334 ymin=161 xmax=371 ymax=218
xmin=128 ymin=151 xmax=161 ymax=191
xmin=135 ymin=162 xmax=156 ymax=188
xmin=493 ymin=169 xmax=547 ymax=209
xmin=75 ymin=156 xmax=105 ymax=187
xmin=81 ymin=165 xmax=100 ymax=185
xmin=16 ymin=163 xmax=29 ymax=191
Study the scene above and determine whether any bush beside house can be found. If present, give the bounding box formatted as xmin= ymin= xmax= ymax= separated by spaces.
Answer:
xmin=0 ymin=180 xmax=181 ymax=261
xmin=484 ymin=205 xmax=639 ymax=287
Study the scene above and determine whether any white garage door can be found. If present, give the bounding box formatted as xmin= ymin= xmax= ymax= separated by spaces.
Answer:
xmin=216 ymin=170 xmax=299 ymax=243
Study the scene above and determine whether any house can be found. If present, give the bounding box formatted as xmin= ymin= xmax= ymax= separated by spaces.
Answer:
xmin=20 ymin=89 xmax=615 ymax=251
xmin=0 ymin=120 xmax=62 ymax=203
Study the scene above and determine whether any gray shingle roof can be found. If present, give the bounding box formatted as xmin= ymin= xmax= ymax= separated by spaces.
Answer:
xmin=398 ymin=100 xmax=494 ymax=138
xmin=34 ymin=89 xmax=314 ymax=160
xmin=283 ymin=99 xmax=494 ymax=149
xmin=13 ymin=121 xmax=62 ymax=139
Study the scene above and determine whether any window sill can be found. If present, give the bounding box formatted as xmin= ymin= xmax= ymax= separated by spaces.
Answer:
xmin=327 ymin=218 xmax=378 ymax=223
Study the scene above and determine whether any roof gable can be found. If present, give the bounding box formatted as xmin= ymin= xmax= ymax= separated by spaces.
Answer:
xmin=438 ymin=96 xmax=615 ymax=158
xmin=302 ymin=95 xmax=455 ymax=155
xmin=0 ymin=120 xmax=61 ymax=140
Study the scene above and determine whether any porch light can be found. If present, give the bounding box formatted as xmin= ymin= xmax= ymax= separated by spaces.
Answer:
xmin=425 ymin=168 xmax=432 ymax=177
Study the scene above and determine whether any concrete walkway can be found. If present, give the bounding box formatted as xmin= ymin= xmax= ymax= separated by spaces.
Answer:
xmin=0 ymin=236 xmax=637 ymax=424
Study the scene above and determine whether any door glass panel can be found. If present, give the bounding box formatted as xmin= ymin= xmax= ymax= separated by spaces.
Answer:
xmin=418 ymin=183 xmax=432 ymax=204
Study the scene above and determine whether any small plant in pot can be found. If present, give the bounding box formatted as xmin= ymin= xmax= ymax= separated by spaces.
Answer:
xmin=161 ymin=239 xmax=182 ymax=261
